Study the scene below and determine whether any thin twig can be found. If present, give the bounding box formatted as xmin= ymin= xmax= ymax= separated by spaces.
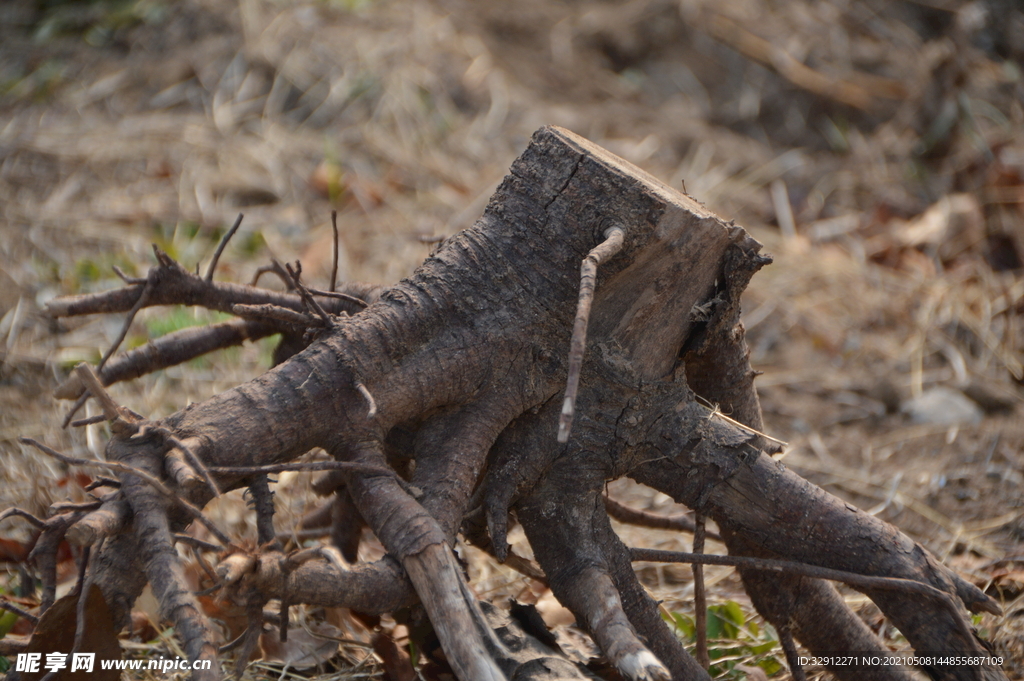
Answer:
xmin=558 ymin=226 xmax=625 ymax=443
xmin=205 ymin=213 xmax=244 ymax=283
xmin=693 ymin=513 xmax=709 ymax=670
xmin=248 ymin=475 xmax=277 ymax=546
xmin=49 ymin=500 xmax=103 ymax=515
xmin=0 ymin=508 xmax=46 ymax=529
xmin=220 ymin=630 xmax=248 ymax=655
xmin=174 ymin=534 xmax=223 ymax=553
xmin=70 ymin=414 xmax=107 ymax=427
xmin=57 ymin=319 xmax=280 ymax=400
xmin=194 ymin=583 xmax=225 ymax=597
xmin=702 ymin=12 xmax=904 ymax=110
xmin=232 ymin=303 xmax=320 ymax=327
xmin=276 ymin=527 xmax=331 ymax=544
xmin=280 ymin=546 xmax=328 ymax=572
xmin=84 ymin=477 xmax=120 ymax=491
xmin=629 ymin=547 xmax=979 ymax=645
xmin=192 ymin=546 xmax=220 ymax=589
xmin=50 ymin=251 xmax=363 ymax=320
xmin=603 ymin=495 xmax=720 ymax=539
xmin=61 ymin=392 xmax=90 ymax=429
xmin=330 ymin=210 xmax=339 ymax=293
xmin=503 ymin=551 xmax=546 ymax=582
xmin=356 ymin=383 xmax=377 ymax=418
xmin=97 ymin=277 xmax=154 ymax=372
xmin=307 ymin=288 xmax=368 ymax=308
xmin=209 ymin=459 xmax=419 ymax=497
xmin=0 ymin=599 xmax=39 ymax=624
xmin=19 ymin=438 xmax=231 ymax=546
xmin=208 ymin=460 xmax=397 ymax=479
xmin=279 ymin=599 xmax=290 ymax=643
xmin=319 ymin=545 xmax=347 ymax=573
xmin=696 ymin=395 xmax=789 ymax=447
xmin=285 ymin=262 xmax=333 ymax=328
xmin=207 ymin=456 xmax=415 ymax=493
xmin=74 ymin=363 xmax=128 ymax=422
xmin=250 ymin=259 xmax=294 ymax=289
xmin=71 ymin=545 xmax=92 ymax=646
xmin=112 ymin=266 xmax=145 ymax=285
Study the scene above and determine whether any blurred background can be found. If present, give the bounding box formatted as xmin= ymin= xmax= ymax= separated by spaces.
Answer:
xmin=1 ymin=0 xmax=1023 ymax=678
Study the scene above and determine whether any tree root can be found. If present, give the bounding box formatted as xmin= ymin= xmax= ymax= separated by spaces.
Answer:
xmin=5 ymin=126 xmax=1007 ymax=681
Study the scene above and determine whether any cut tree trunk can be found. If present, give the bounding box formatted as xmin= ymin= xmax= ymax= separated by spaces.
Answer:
xmin=7 ymin=126 xmax=1004 ymax=681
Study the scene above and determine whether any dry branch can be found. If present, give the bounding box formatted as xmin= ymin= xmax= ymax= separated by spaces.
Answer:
xmin=603 ymin=495 xmax=717 ymax=539
xmin=56 ymin=319 xmax=280 ymax=400
xmin=204 ymin=213 xmax=244 ymax=283
xmin=692 ymin=514 xmax=709 ymax=670
xmin=44 ymin=247 xmax=372 ymax=320
xmin=701 ymin=12 xmax=906 ymax=110
xmin=557 ymin=225 xmax=624 ymax=443
xmin=630 ymin=548 xmax=994 ymax=626
xmin=0 ymin=600 xmax=39 ymax=624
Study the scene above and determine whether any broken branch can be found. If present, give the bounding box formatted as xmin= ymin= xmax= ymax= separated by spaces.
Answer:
xmin=330 ymin=210 xmax=339 ymax=293
xmin=0 ymin=508 xmax=46 ymax=529
xmin=557 ymin=225 xmax=625 ymax=443
xmin=204 ymin=213 xmax=244 ymax=283
xmin=603 ymin=495 xmax=720 ymax=539
xmin=629 ymin=547 xmax=984 ymax=643
xmin=693 ymin=513 xmax=709 ymax=670
xmin=97 ymin=278 xmax=153 ymax=371
xmin=285 ymin=262 xmax=334 ymax=328
xmin=0 ymin=599 xmax=39 ymax=624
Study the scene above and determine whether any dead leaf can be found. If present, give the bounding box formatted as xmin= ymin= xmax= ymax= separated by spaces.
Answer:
xmin=19 ymin=584 xmax=121 ymax=681
xmin=259 ymin=620 xmax=341 ymax=669
xmin=372 ymin=631 xmax=416 ymax=681
xmin=0 ymin=537 xmax=30 ymax=562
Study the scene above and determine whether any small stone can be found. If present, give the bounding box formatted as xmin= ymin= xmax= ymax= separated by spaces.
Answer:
xmin=902 ymin=387 xmax=983 ymax=425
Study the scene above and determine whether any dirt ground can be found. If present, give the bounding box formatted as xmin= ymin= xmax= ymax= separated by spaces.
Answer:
xmin=1 ymin=0 xmax=1023 ymax=679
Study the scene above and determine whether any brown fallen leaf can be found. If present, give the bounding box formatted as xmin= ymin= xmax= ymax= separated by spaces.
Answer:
xmin=0 ymin=537 xmax=31 ymax=562
xmin=259 ymin=620 xmax=342 ymax=670
xmin=19 ymin=584 xmax=121 ymax=681
xmin=372 ymin=631 xmax=416 ymax=681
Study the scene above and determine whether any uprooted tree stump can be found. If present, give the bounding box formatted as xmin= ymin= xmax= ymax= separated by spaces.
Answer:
xmin=3 ymin=126 xmax=1007 ymax=681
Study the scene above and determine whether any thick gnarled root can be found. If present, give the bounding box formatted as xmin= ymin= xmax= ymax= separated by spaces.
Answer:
xmin=514 ymin=451 xmax=691 ymax=681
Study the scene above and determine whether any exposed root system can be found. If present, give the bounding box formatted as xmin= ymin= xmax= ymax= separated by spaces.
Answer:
xmin=3 ymin=127 xmax=1005 ymax=681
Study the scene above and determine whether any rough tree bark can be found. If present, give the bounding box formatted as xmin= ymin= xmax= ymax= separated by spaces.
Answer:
xmin=4 ymin=126 xmax=1004 ymax=681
